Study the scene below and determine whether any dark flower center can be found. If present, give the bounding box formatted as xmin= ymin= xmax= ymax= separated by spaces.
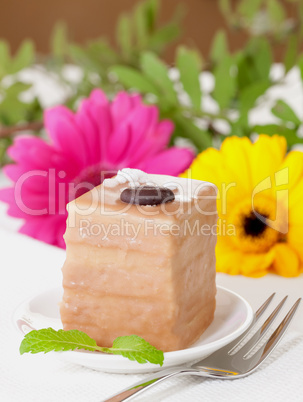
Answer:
xmin=243 ymin=212 xmax=268 ymax=237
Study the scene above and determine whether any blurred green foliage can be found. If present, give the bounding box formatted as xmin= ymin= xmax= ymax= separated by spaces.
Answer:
xmin=0 ymin=0 xmax=303 ymax=166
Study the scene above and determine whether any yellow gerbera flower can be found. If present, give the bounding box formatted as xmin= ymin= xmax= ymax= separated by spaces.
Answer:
xmin=182 ymin=135 xmax=303 ymax=277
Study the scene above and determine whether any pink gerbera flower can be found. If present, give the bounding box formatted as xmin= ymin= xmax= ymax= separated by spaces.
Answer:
xmin=0 ymin=89 xmax=194 ymax=248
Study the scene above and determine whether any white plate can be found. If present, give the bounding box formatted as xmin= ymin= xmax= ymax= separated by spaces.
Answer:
xmin=13 ymin=286 xmax=253 ymax=374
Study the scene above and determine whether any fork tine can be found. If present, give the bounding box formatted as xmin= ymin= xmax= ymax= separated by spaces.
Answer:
xmin=228 ymin=293 xmax=275 ymax=354
xmin=247 ymin=298 xmax=302 ymax=371
xmin=255 ymin=293 xmax=276 ymax=319
xmin=238 ymin=296 xmax=288 ymax=358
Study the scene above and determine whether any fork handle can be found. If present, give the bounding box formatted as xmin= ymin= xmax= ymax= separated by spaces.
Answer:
xmin=103 ymin=367 xmax=197 ymax=402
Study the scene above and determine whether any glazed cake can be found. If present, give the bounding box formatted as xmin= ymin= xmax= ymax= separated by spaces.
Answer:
xmin=60 ymin=169 xmax=217 ymax=352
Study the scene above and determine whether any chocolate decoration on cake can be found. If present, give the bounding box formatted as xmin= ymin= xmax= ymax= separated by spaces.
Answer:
xmin=120 ymin=186 xmax=175 ymax=206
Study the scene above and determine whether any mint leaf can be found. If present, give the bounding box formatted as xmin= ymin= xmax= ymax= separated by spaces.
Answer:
xmin=104 ymin=335 xmax=164 ymax=366
xmin=20 ymin=329 xmax=164 ymax=366
xmin=19 ymin=328 xmax=98 ymax=354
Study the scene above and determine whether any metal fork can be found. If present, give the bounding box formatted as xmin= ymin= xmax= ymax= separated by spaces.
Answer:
xmin=104 ymin=294 xmax=301 ymax=402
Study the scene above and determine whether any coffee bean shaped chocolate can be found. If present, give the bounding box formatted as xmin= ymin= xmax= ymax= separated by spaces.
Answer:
xmin=120 ymin=186 xmax=175 ymax=205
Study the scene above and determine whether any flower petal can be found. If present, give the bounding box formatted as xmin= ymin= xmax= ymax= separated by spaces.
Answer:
xmin=153 ymin=120 xmax=174 ymax=148
xmin=128 ymin=119 xmax=174 ymax=166
xmin=140 ymin=147 xmax=195 ymax=176
xmin=111 ymin=92 xmax=133 ymax=128
xmin=216 ymin=236 xmax=275 ymax=277
xmin=44 ymin=106 xmax=86 ymax=169
xmin=89 ymin=88 xmax=108 ymax=106
xmin=19 ymin=214 xmax=66 ymax=248
xmin=250 ymin=135 xmax=287 ymax=189
xmin=280 ymin=151 xmax=303 ymax=194
xmin=127 ymin=105 xmax=158 ymax=148
xmin=107 ymin=123 xmax=132 ymax=166
xmin=8 ymin=136 xmax=59 ymax=168
xmin=182 ymin=147 xmax=243 ymax=216
xmin=76 ymin=99 xmax=101 ymax=165
xmin=0 ymin=187 xmax=15 ymax=203
xmin=272 ymin=243 xmax=300 ymax=277
xmin=220 ymin=136 xmax=253 ymax=194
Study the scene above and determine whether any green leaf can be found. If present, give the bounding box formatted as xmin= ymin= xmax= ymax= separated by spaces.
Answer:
xmin=20 ymin=328 xmax=97 ymax=354
xmin=283 ymin=34 xmax=298 ymax=73
xmin=299 ymin=54 xmax=303 ymax=81
xmin=268 ymin=0 xmax=285 ymax=24
xmin=146 ymin=0 xmax=182 ymax=54
xmin=51 ymin=22 xmax=68 ymax=59
xmin=149 ymin=23 xmax=180 ymax=52
xmin=0 ymin=40 xmax=10 ymax=77
xmin=230 ymin=121 xmax=246 ymax=137
xmin=177 ymin=46 xmax=202 ymax=110
xmin=0 ymin=82 xmax=33 ymax=125
xmin=20 ymin=328 xmax=164 ymax=366
xmin=235 ymin=52 xmax=255 ymax=89
xmin=0 ymin=95 xmax=32 ymax=125
xmin=111 ymin=65 xmax=159 ymax=94
xmin=237 ymin=0 xmax=263 ymax=20
xmin=134 ymin=2 xmax=149 ymax=49
xmin=140 ymin=51 xmax=177 ymax=105
xmin=145 ymin=0 xmax=159 ymax=31
xmin=10 ymin=40 xmax=34 ymax=74
xmin=116 ymin=15 xmax=133 ymax=60
xmin=210 ymin=30 xmax=228 ymax=64
xmin=239 ymin=81 xmax=270 ymax=113
xmin=212 ymin=55 xmax=236 ymax=109
xmin=218 ymin=0 xmax=231 ymax=16
xmin=86 ymin=39 xmax=118 ymax=67
xmin=272 ymin=100 xmax=301 ymax=126
xmin=0 ymin=137 xmax=13 ymax=167
xmin=246 ymin=37 xmax=272 ymax=81
xmin=105 ymin=335 xmax=164 ymax=366
xmin=174 ymin=115 xmax=212 ymax=150
xmin=69 ymin=44 xmax=92 ymax=66
xmin=231 ymin=112 xmax=249 ymax=137
xmin=5 ymin=82 xmax=32 ymax=96
xmin=68 ymin=42 xmax=112 ymax=74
